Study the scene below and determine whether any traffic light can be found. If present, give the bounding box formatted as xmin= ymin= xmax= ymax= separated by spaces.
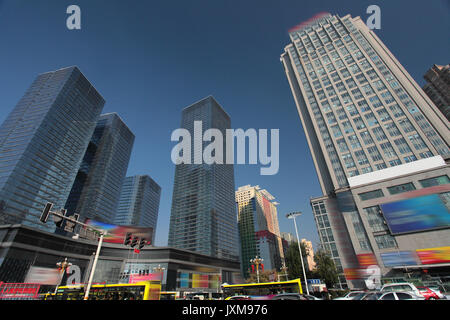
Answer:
xmin=40 ymin=202 xmax=53 ymax=223
xmin=54 ymin=209 xmax=67 ymax=228
xmin=138 ymin=238 xmax=146 ymax=250
xmin=64 ymin=213 xmax=79 ymax=233
xmin=130 ymin=236 xmax=139 ymax=248
xmin=123 ymin=232 xmax=132 ymax=246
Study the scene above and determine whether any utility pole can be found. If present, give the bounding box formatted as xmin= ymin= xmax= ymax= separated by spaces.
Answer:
xmin=286 ymin=211 xmax=310 ymax=295
xmin=39 ymin=202 xmax=107 ymax=300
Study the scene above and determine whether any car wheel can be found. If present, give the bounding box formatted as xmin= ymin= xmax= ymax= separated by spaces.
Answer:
xmin=429 ymin=297 xmax=435 ymax=300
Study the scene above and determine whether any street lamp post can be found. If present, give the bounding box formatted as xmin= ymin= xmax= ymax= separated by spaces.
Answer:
xmin=286 ymin=211 xmax=310 ymax=295
xmin=279 ymin=261 xmax=288 ymax=282
xmin=83 ymin=230 xmax=106 ymax=300
xmin=39 ymin=202 xmax=107 ymax=300
xmin=153 ymin=265 xmax=166 ymax=282
xmin=54 ymin=258 xmax=72 ymax=294
xmin=250 ymin=256 xmax=264 ymax=283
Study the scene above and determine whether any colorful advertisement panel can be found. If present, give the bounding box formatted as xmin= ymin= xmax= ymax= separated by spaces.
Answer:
xmin=416 ymin=246 xmax=450 ymax=265
xmin=179 ymin=273 xmax=189 ymax=288
xmin=84 ymin=219 xmax=153 ymax=244
xmin=380 ymin=251 xmax=418 ymax=267
xmin=129 ymin=273 xmax=162 ymax=284
xmin=380 ymin=194 xmax=450 ymax=235
xmin=357 ymin=253 xmax=378 ymax=267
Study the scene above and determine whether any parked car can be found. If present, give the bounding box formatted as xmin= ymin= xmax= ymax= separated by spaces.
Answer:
xmin=225 ymin=295 xmax=251 ymax=300
xmin=380 ymin=282 xmax=424 ymax=298
xmin=361 ymin=292 xmax=384 ymax=300
xmin=426 ymin=285 xmax=447 ymax=300
xmin=333 ymin=291 xmax=366 ymax=300
xmin=303 ymin=294 xmax=323 ymax=300
xmin=416 ymin=286 xmax=441 ymax=300
xmin=270 ymin=293 xmax=308 ymax=300
xmin=377 ymin=292 xmax=425 ymax=300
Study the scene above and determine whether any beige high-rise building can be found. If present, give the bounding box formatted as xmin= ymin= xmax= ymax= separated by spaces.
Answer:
xmin=236 ymin=185 xmax=284 ymax=278
xmin=281 ymin=13 xmax=450 ymax=289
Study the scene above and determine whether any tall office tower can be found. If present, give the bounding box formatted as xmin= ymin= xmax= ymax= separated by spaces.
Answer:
xmin=0 ymin=66 xmax=105 ymax=232
xmin=281 ymin=13 xmax=450 ymax=289
xmin=235 ymin=185 xmax=284 ymax=278
xmin=65 ymin=113 xmax=134 ymax=224
xmin=423 ymin=64 xmax=450 ymax=121
xmin=168 ymin=96 xmax=239 ymax=261
xmin=114 ymin=175 xmax=161 ymax=244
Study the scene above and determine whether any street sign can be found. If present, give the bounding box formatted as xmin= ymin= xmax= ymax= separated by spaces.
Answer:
xmin=79 ymin=227 xmax=99 ymax=241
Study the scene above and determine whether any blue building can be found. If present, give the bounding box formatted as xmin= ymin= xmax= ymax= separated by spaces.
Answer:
xmin=65 ymin=113 xmax=135 ymax=224
xmin=114 ymin=175 xmax=161 ymax=244
xmin=168 ymin=96 xmax=239 ymax=262
xmin=0 ymin=66 xmax=105 ymax=232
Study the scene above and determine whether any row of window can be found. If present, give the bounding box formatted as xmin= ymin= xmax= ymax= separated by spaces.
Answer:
xmin=358 ymin=175 xmax=450 ymax=201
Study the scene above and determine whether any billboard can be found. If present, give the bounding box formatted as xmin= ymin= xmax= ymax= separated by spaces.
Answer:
xmin=84 ymin=219 xmax=153 ymax=244
xmin=380 ymin=251 xmax=418 ymax=267
xmin=380 ymin=194 xmax=450 ymax=235
xmin=24 ymin=266 xmax=60 ymax=285
xmin=416 ymin=246 xmax=450 ymax=265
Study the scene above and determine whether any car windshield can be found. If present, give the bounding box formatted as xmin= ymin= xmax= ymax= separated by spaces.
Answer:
xmin=351 ymin=292 xmax=367 ymax=300
xmin=364 ymin=293 xmax=382 ymax=300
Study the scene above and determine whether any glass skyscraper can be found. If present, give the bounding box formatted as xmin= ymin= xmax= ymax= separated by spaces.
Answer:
xmin=65 ymin=113 xmax=135 ymax=224
xmin=281 ymin=13 xmax=450 ymax=289
xmin=0 ymin=66 xmax=105 ymax=232
xmin=168 ymin=96 xmax=239 ymax=262
xmin=114 ymin=175 xmax=161 ymax=244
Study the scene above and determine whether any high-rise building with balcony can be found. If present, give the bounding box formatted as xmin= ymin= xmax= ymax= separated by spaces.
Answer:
xmin=168 ymin=96 xmax=239 ymax=262
xmin=235 ymin=185 xmax=284 ymax=278
xmin=0 ymin=66 xmax=105 ymax=232
xmin=114 ymin=175 xmax=161 ymax=244
xmin=65 ymin=113 xmax=135 ymax=224
xmin=281 ymin=13 xmax=450 ymax=289
xmin=423 ymin=64 xmax=450 ymax=121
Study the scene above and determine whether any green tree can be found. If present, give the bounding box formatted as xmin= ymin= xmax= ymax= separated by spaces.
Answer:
xmin=245 ymin=269 xmax=276 ymax=284
xmin=313 ymin=249 xmax=339 ymax=288
xmin=284 ymin=241 xmax=310 ymax=280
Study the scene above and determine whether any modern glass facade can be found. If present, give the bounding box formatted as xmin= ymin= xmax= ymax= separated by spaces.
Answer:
xmin=168 ymin=96 xmax=239 ymax=262
xmin=0 ymin=66 xmax=105 ymax=232
xmin=114 ymin=175 xmax=161 ymax=244
xmin=65 ymin=113 xmax=134 ymax=224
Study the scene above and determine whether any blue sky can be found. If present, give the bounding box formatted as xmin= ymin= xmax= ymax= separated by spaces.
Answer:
xmin=0 ymin=0 xmax=448 ymax=248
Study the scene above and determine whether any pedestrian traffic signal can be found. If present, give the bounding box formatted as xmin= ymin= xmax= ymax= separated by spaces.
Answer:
xmin=139 ymin=238 xmax=146 ymax=250
xmin=40 ymin=202 xmax=53 ymax=223
xmin=130 ymin=236 xmax=139 ymax=248
xmin=123 ymin=232 xmax=132 ymax=246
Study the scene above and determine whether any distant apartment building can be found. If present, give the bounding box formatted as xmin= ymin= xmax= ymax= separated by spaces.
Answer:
xmin=168 ymin=96 xmax=239 ymax=262
xmin=423 ymin=64 xmax=450 ymax=121
xmin=236 ymin=185 xmax=284 ymax=278
xmin=65 ymin=113 xmax=134 ymax=225
xmin=281 ymin=13 xmax=450 ymax=289
xmin=114 ymin=175 xmax=161 ymax=244
xmin=0 ymin=66 xmax=105 ymax=232
xmin=281 ymin=232 xmax=295 ymax=243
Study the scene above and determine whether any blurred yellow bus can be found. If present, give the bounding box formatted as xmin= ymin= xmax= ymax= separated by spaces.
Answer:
xmin=222 ymin=279 xmax=302 ymax=300
xmin=43 ymin=281 xmax=161 ymax=300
